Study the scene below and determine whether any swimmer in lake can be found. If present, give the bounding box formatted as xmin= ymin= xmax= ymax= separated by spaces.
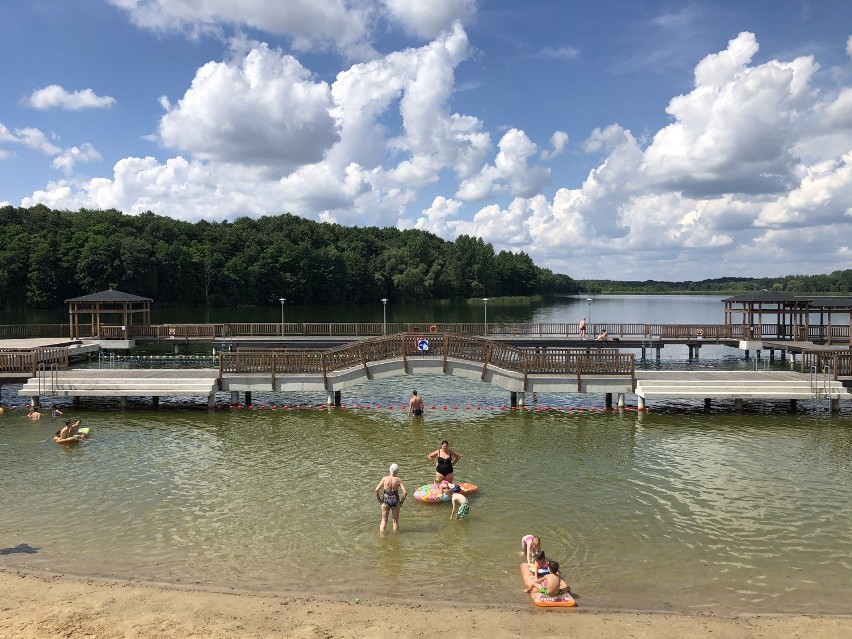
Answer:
xmin=408 ymin=390 xmax=424 ymax=417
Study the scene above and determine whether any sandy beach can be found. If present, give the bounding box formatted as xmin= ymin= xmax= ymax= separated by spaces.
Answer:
xmin=2 ymin=569 xmax=850 ymax=639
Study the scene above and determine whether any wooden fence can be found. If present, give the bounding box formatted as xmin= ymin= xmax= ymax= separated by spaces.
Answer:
xmin=0 ymin=348 xmax=69 ymax=375
xmin=801 ymin=350 xmax=852 ymax=379
xmin=219 ymin=334 xmax=635 ymax=390
xmin=0 ymin=321 xmax=848 ymax=343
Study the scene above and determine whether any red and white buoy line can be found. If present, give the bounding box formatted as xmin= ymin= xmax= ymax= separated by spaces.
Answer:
xmin=213 ymin=403 xmax=649 ymax=412
xmin=0 ymin=402 xmax=648 ymax=412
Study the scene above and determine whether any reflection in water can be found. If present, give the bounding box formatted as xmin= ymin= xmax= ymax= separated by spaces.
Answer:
xmin=1 ymin=374 xmax=851 ymax=616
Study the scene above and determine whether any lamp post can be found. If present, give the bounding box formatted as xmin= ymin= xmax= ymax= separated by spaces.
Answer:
xmin=482 ymin=298 xmax=489 ymax=336
xmin=279 ymin=297 xmax=286 ymax=336
xmin=381 ymin=298 xmax=388 ymax=335
xmin=586 ymin=298 xmax=593 ymax=327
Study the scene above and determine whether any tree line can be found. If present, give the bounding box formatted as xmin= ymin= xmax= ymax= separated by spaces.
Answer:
xmin=584 ymin=272 xmax=852 ymax=295
xmin=0 ymin=205 xmax=580 ymax=309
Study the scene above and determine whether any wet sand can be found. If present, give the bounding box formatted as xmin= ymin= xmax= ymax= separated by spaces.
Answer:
xmin=2 ymin=568 xmax=850 ymax=638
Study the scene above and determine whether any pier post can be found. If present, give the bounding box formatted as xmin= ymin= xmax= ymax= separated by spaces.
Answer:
xmin=780 ymin=350 xmax=786 ymax=362
xmin=30 ymin=396 xmax=39 ymax=408
xmin=518 ymin=392 xmax=526 ymax=407
xmin=617 ymin=393 xmax=625 ymax=407
xmin=655 ymin=347 xmax=661 ymax=362
xmin=641 ymin=346 xmax=646 ymax=360
xmin=693 ymin=344 xmax=700 ymax=359
xmin=245 ymin=391 xmax=252 ymax=406
xmin=637 ymin=395 xmax=645 ymax=411
xmin=208 ymin=393 xmax=216 ymax=410
xmin=334 ymin=390 xmax=341 ymax=406
xmin=831 ymin=398 xmax=840 ymax=413
xmin=72 ymin=396 xmax=80 ymax=408
xmin=790 ymin=399 xmax=797 ymax=412
xmin=704 ymin=398 xmax=711 ymax=411
xmin=510 ymin=392 xmax=517 ymax=408
xmin=605 ymin=393 xmax=612 ymax=409
xmin=735 ymin=398 xmax=743 ymax=412
xmin=327 ymin=391 xmax=334 ymax=406
xmin=120 ymin=396 xmax=127 ymax=409
xmin=230 ymin=391 xmax=239 ymax=405
xmin=152 ymin=396 xmax=159 ymax=408
xmin=769 ymin=349 xmax=775 ymax=362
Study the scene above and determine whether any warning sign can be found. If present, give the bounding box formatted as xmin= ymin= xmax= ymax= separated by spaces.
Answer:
xmin=416 ymin=338 xmax=429 ymax=351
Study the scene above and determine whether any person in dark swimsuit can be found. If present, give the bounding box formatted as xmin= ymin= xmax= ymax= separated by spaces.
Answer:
xmin=408 ymin=390 xmax=424 ymax=417
xmin=428 ymin=440 xmax=460 ymax=484
xmin=374 ymin=463 xmax=407 ymax=533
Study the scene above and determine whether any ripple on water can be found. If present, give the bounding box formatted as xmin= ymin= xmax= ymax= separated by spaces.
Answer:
xmin=1 ymin=393 xmax=851 ymax=613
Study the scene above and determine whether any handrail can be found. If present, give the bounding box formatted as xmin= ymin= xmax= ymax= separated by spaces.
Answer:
xmin=0 ymin=347 xmax=68 ymax=374
xmin=1 ymin=321 xmax=848 ymax=343
xmin=218 ymin=334 xmax=635 ymax=388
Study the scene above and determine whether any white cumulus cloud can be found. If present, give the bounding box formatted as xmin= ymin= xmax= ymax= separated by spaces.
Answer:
xmin=52 ymin=143 xmax=103 ymax=174
xmin=382 ymin=0 xmax=476 ymax=40
xmin=158 ymin=41 xmax=337 ymax=170
xmin=25 ymin=85 xmax=116 ymax=110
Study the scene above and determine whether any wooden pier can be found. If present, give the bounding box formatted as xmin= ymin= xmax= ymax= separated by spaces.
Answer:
xmin=11 ymin=333 xmax=851 ymax=412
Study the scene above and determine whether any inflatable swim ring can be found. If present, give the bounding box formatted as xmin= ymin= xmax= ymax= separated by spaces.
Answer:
xmin=520 ymin=563 xmax=575 ymax=608
xmin=413 ymin=482 xmax=478 ymax=502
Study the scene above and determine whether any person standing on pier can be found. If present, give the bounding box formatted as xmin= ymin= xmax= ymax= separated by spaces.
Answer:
xmin=579 ymin=317 xmax=587 ymax=340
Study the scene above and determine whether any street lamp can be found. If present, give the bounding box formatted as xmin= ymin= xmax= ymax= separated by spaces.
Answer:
xmin=586 ymin=298 xmax=593 ymax=326
xmin=482 ymin=298 xmax=489 ymax=336
xmin=279 ymin=297 xmax=286 ymax=336
xmin=381 ymin=298 xmax=388 ymax=335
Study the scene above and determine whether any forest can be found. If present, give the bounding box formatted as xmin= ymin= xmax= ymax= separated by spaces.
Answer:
xmin=585 ymin=272 xmax=852 ymax=295
xmin=0 ymin=205 xmax=579 ymax=309
xmin=3 ymin=205 xmax=849 ymax=310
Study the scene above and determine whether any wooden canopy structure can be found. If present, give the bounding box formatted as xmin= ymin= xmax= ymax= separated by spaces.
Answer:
xmin=66 ymin=290 xmax=152 ymax=339
xmin=723 ymin=291 xmax=810 ymax=339
xmin=724 ymin=291 xmax=852 ymax=341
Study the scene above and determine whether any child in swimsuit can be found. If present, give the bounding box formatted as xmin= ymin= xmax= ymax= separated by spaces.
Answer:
xmin=531 ymin=549 xmax=550 ymax=577
xmin=525 ymin=561 xmax=568 ymax=596
xmin=441 ymin=482 xmax=470 ymax=519
xmin=521 ymin=535 xmax=541 ymax=565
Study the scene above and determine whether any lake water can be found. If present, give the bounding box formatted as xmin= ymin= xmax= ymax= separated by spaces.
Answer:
xmin=1 ymin=296 xmax=851 ymax=615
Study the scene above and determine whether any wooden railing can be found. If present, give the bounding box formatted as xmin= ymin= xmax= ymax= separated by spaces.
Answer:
xmin=0 ymin=324 xmax=72 ymax=339
xmin=834 ymin=352 xmax=852 ymax=378
xmin=218 ymin=334 xmax=636 ymax=390
xmin=802 ymin=350 xmax=852 ymax=379
xmin=0 ymin=348 xmax=69 ymax=374
xmin=0 ymin=321 xmax=848 ymax=343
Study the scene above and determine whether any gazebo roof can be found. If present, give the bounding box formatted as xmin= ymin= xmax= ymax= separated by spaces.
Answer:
xmin=65 ymin=290 xmax=153 ymax=303
xmin=722 ymin=290 xmax=804 ymax=303
xmin=807 ymin=296 xmax=852 ymax=309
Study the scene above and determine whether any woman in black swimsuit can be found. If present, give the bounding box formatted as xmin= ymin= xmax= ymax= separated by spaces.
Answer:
xmin=428 ymin=440 xmax=460 ymax=484
xmin=374 ymin=463 xmax=407 ymax=533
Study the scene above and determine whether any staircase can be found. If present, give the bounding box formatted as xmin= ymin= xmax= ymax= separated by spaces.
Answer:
xmin=18 ymin=369 xmax=219 ymax=401
xmin=634 ymin=371 xmax=848 ymax=401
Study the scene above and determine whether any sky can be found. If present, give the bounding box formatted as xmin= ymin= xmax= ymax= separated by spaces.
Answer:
xmin=1 ymin=0 xmax=851 ymax=281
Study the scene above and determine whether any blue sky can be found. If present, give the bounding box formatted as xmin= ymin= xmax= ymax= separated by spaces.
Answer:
xmin=1 ymin=0 xmax=851 ymax=280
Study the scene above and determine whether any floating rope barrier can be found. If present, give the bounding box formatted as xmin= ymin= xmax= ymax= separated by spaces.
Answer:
xmin=209 ymin=403 xmax=650 ymax=412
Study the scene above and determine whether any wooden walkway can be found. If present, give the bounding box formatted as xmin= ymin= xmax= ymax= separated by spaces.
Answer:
xmin=14 ymin=341 xmax=851 ymax=411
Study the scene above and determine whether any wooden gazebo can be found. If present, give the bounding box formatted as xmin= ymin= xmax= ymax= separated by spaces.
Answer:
xmin=66 ymin=290 xmax=152 ymax=339
xmin=723 ymin=291 xmax=810 ymax=339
